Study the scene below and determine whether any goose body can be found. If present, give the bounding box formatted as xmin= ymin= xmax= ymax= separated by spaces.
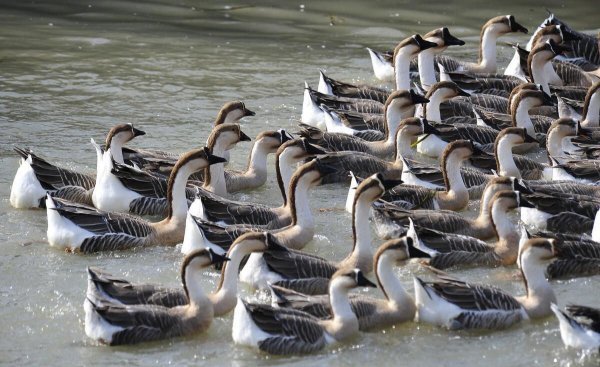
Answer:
xmin=414 ymin=238 xmax=557 ymax=330
xmin=367 ymin=47 xmax=394 ymax=82
xmin=552 ymin=304 xmax=600 ymax=350
xmin=231 ymin=268 xmax=376 ymax=355
xmin=84 ymin=248 xmax=229 ymax=345
xmin=10 ymin=124 xmax=144 ymax=209
xmin=520 ymin=192 xmax=600 ymax=233
xmin=270 ymin=237 xmax=428 ymax=330
xmin=239 ymin=173 xmax=400 ymax=292
xmin=46 ymin=148 xmax=225 ymax=253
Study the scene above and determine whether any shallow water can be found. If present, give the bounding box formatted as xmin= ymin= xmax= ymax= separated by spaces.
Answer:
xmin=1 ymin=1 xmax=599 ymax=366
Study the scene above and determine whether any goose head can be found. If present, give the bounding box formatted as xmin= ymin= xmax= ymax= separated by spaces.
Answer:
xmin=277 ymin=137 xmax=326 ymax=161
xmin=215 ymin=100 xmax=256 ymax=125
xmin=227 ymin=231 xmax=286 ymax=254
xmin=531 ymin=24 xmax=578 ymax=48
xmin=207 ymin=123 xmax=251 ymax=151
xmin=442 ymin=139 xmax=479 ymax=163
xmin=330 ymin=268 xmax=377 ymax=291
xmin=495 ymin=126 xmax=537 ymax=150
xmin=426 ymin=81 xmax=470 ymax=101
xmin=484 ymin=15 xmax=528 ymax=36
xmin=527 ymin=39 xmax=572 ymax=89
xmin=547 ymin=118 xmax=578 ymax=139
xmin=490 ymin=190 xmax=535 ymax=216
xmin=105 ymin=123 xmax=146 ymax=149
xmin=507 ymin=83 xmax=545 ymax=111
xmin=397 ymin=117 xmax=437 ymax=138
xmin=255 ymin=129 xmax=294 ymax=151
xmin=423 ymin=27 xmax=465 ymax=52
xmin=393 ymin=34 xmax=438 ymax=63
xmin=293 ymin=156 xmax=338 ymax=186
xmin=511 ymin=89 xmax=554 ymax=122
xmin=355 ymin=172 xmax=403 ymax=203
xmin=376 ymin=236 xmax=431 ymax=264
xmin=518 ymin=237 xmax=558 ymax=265
xmin=171 ymin=147 xmax=227 ymax=174
xmin=181 ymin=248 xmax=230 ymax=298
xmin=385 ymin=90 xmax=430 ymax=118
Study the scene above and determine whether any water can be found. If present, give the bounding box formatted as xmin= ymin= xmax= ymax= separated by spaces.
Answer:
xmin=1 ymin=0 xmax=599 ymax=365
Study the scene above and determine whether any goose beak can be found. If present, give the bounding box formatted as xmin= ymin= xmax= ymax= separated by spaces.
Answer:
xmin=407 ymin=238 xmax=431 ymax=259
xmin=355 ymin=271 xmax=377 ymax=288
xmin=514 ymin=178 xmax=533 ymax=194
xmin=381 ymin=177 xmax=403 ymax=191
xmin=510 ymin=17 xmax=528 ymax=34
xmin=410 ymin=90 xmax=430 ymax=105
xmin=239 ymin=130 xmax=252 ymax=142
xmin=414 ymin=34 xmax=438 ymax=51
xmin=518 ymin=193 xmax=536 ymax=208
xmin=541 ymin=91 xmax=555 ymax=106
xmin=422 ymin=118 xmax=439 ymax=134
xmin=244 ymin=108 xmax=256 ymax=117
xmin=280 ymin=130 xmax=294 ymax=144
xmin=558 ymin=25 xmax=580 ymax=42
xmin=132 ymin=127 xmax=146 ymax=137
xmin=302 ymin=139 xmax=328 ymax=155
xmin=442 ymin=28 xmax=465 ymax=46
xmin=523 ymin=132 xmax=538 ymax=144
xmin=456 ymin=87 xmax=471 ymax=97
xmin=206 ymin=151 xmax=228 ymax=165
xmin=208 ymin=249 xmax=231 ymax=265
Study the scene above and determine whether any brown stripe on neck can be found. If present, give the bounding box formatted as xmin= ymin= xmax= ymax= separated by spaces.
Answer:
xmin=511 ymin=89 xmax=543 ymax=127
xmin=439 ymin=141 xmax=469 ymax=190
xmin=392 ymin=36 xmax=418 ymax=67
xmin=494 ymin=127 xmax=524 ymax=171
xmin=527 ymin=42 xmax=553 ymax=84
xmin=166 ymin=148 xmax=205 ymax=219
xmin=203 ymin=123 xmax=240 ymax=187
xmin=478 ymin=16 xmax=505 ymax=64
xmin=214 ymin=101 xmax=244 ymax=126
xmin=372 ymin=240 xmax=404 ymax=300
xmin=351 ymin=178 xmax=381 ymax=253
xmin=508 ymin=83 xmax=537 ymax=113
xmin=582 ymin=82 xmax=600 ymax=120
xmin=382 ymin=90 xmax=409 ymax=138
xmin=288 ymin=160 xmax=318 ymax=224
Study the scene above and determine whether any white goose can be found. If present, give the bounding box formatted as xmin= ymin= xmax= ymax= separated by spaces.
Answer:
xmin=551 ymin=304 xmax=600 ymax=350
xmin=231 ymin=268 xmax=376 ymax=355
xmin=10 ymin=123 xmax=145 ymax=209
xmin=45 ymin=148 xmax=225 ymax=253
xmin=84 ymin=248 xmax=230 ymax=345
xmin=414 ymin=238 xmax=557 ymax=330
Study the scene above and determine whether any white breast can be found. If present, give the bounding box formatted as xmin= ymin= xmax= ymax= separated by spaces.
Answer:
xmin=92 ymin=152 xmax=142 ymax=212
xmin=416 ymin=134 xmax=448 ymax=158
xmin=45 ymin=196 xmax=95 ymax=250
xmin=10 ymin=156 xmax=47 ymax=209
xmin=239 ymin=253 xmax=284 ymax=289
xmin=83 ymin=298 xmax=123 ymax=344
xmin=231 ymin=298 xmax=273 ymax=347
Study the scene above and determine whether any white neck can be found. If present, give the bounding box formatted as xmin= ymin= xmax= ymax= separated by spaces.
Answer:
xmin=394 ymin=47 xmax=416 ymax=90
xmin=531 ymin=55 xmax=551 ymax=94
xmin=592 ymin=209 xmax=600 ymax=242
xmin=491 ymin=202 xmax=518 ymax=241
xmin=418 ymin=48 xmax=438 ymax=91
xmin=479 ymin=27 xmax=499 ymax=72
xmin=544 ymin=62 xmax=563 ymax=86
xmin=204 ymin=139 xmax=229 ymax=196
xmin=377 ymin=255 xmax=413 ymax=307
xmin=210 ymin=243 xmax=252 ymax=315
xmin=584 ymin=92 xmax=600 ymax=127
xmin=520 ymin=250 xmax=555 ymax=303
xmin=329 ymin=279 xmax=356 ymax=324
xmin=395 ymin=128 xmax=416 ymax=164
xmin=477 ymin=186 xmax=496 ymax=223
xmin=170 ymin=164 xmax=196 ymax=221
xmin=496 ymin=136 xmax=521 ymax=178
xmin=514 ymin=98 xmax=536 ymax=137
xmin=108 ymin=136 xmax=128 ymax=164
xmin=444 ymin=152 xmax=468 ymax=194
xmin=278 ymin=149 xmax=297 ymax=201
xmin=425 ymin=89 xmax=445 ymax=122
xmin=342 ymin=191 xmax=374 ymax=271
xmin=184 ymin=265 xmax=212 ymax=308
xmin=288 ymin=175 xmax=314 ymax=229
xmin=384 ymin=103 xmax=405 ymax=147
xmin=546 ymin=127 xmax=570 ymax=158
xmin=244 ymin=138 xmax=270 ymax=178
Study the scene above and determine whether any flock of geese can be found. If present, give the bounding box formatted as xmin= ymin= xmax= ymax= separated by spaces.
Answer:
xmin=9 ymin=12 xmax=600 ymax=355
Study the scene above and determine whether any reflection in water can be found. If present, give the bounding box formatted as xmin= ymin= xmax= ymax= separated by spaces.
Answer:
xmin=1 ymin=1 xmax=599 ymax=366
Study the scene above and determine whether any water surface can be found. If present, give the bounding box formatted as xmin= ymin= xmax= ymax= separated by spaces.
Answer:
xmin=1 ymin=1 xmax=599 ymax=366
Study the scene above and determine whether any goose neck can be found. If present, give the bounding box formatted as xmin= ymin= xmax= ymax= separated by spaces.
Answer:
xmin=530 ymin=55 xmax=551 ymax=94
xmin=425 ymin=90 xmax=444 ymax=122
xmin=204 ymin=139 xmax=229 ymax=196
xmin=184 ymin=265 xmax=213 ymax=311
xmin=168 ymin=163 xmax=196 ymax=221
xmin=496 ymin=136 xmax=521 ymax=178
xmin=478 ymin=27 xmax=499 ymax=72
xmin=513 ymin=98 xmax=536 ymax=137
xmin=326 ymin=280 xmax=359 ymax=339
xmin=341 ymin=192 xmax=374 ymax=272
xmin=288 ymin=175 xmax=314 ymax=229
xmin=491 ymin=202 xmax=519 ymax=263
xmin=394 ymin=129 xmax=416 ymax=164
xmin=519 ymin=251 xmax=556 ymax=316
xmin=418 ymin=48 xmax=438 ymax=91
xmin=394 ymin=48 xmax=413 ymax=90
xmin=377 ymin=255 xmax=414 ymax=312
xmin=546 ymin=127 xmax=570 ymax=158
xmin=244 ymin=138 xmax=270 ymax=179
xmin=583 ymin=91 xmax=600 ymax=127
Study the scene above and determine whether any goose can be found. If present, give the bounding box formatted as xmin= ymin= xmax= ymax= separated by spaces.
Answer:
xmin=317 ymin=34 xmax=437 ymax=102
xmin=91 ymin=123 xmax=251 ymax=215
xmin=416 ymin=81 xmax=472 ymax=123
xmin=372 ymin=190 xmax=535 ymax=241
xmin=10 ymin=123 xmax=145 ymax=209
xmin=559 ymin=82 xmax=600 ymax=127
xmin=414 ymin=237 xmax=557 ymax=330
xmin=313 ymin=89 xmax=428 ymax=137
xmin=367 ymin=47 xmax=394 ymax=82
xmin=551 ymin=304 xmax=600 ymax=350
xmin=190 ymin=157 xmax=336 ymax=252
xmin=187 ymin=138 xmax=326 ymax=228
xmin=298 ymin=91 xmax=429 ymax=157
xmin=546 ymin=236 xmax=600 ymax=280
xmin=231 ymin=268 xmax=376 ymax=355
xmin=520 ymin=191 xmax=600 ymax=233
xmin=238 ymin=172 xmax=402 ymax=293
xmin=45 ymin=147 xmax=226 ymax=253
xmin=546 ymin=14 xmax=600 ymax=66
xmin=381 ymin=140 xmax=478 ymax=211
xmin=269 ymin=236 xmax=429 ymax=330
xmin=435 ymin=15 xmax=528 ymax=74
xmin=316 ymin=117 xmax=436 ymax=185
xmin=121 ymin=101 xmax=255 ymax=169
xmin=84 ymin=248 xmax=230 ymax=345
xmin=87 ymin=231 xmax=282 ymax=310
xmin=223 ymin=129 xmax=293 ymax=192
xmin=549 ymin=157 xmax=600 ymax=184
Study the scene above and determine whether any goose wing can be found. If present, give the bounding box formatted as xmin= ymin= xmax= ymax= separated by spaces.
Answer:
xmin=566 ymin=305 xmax=600 ymax=332
xmin=546 ymin=258 xmax=600 ymax=279
xmin=297 ymin=124 xmax=372 ymax=153
xmin=271 ymin=278 xmax=331 ymax=296
xmin=50 ymin=198 xmax=153 ymax=237
xmin=309 ymin=88 xmax=384 ymax=114
xmin=426 ymin=278 xmax=522 ymax=311
xmin=263 ymin=248 xmax=338 ymax=280
xmin=198 ymin=193 xmax=282 ymax=226
xmin=555 ymin=160 xmax=600 ymax=181
xmin=14 ymin=147 xmax=96 ymax=190
xmin=322 ymin=73 xmax=390 ymax=104
xmin=381 ymin=185 xmax=441 ymax=210
xmin=416 ymin=227 xmax=492 ymax=253
xmin=243 ymin=300 xmax=327 ymax=355
xmin=433 ymin=123 xmax=499 ymax=145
